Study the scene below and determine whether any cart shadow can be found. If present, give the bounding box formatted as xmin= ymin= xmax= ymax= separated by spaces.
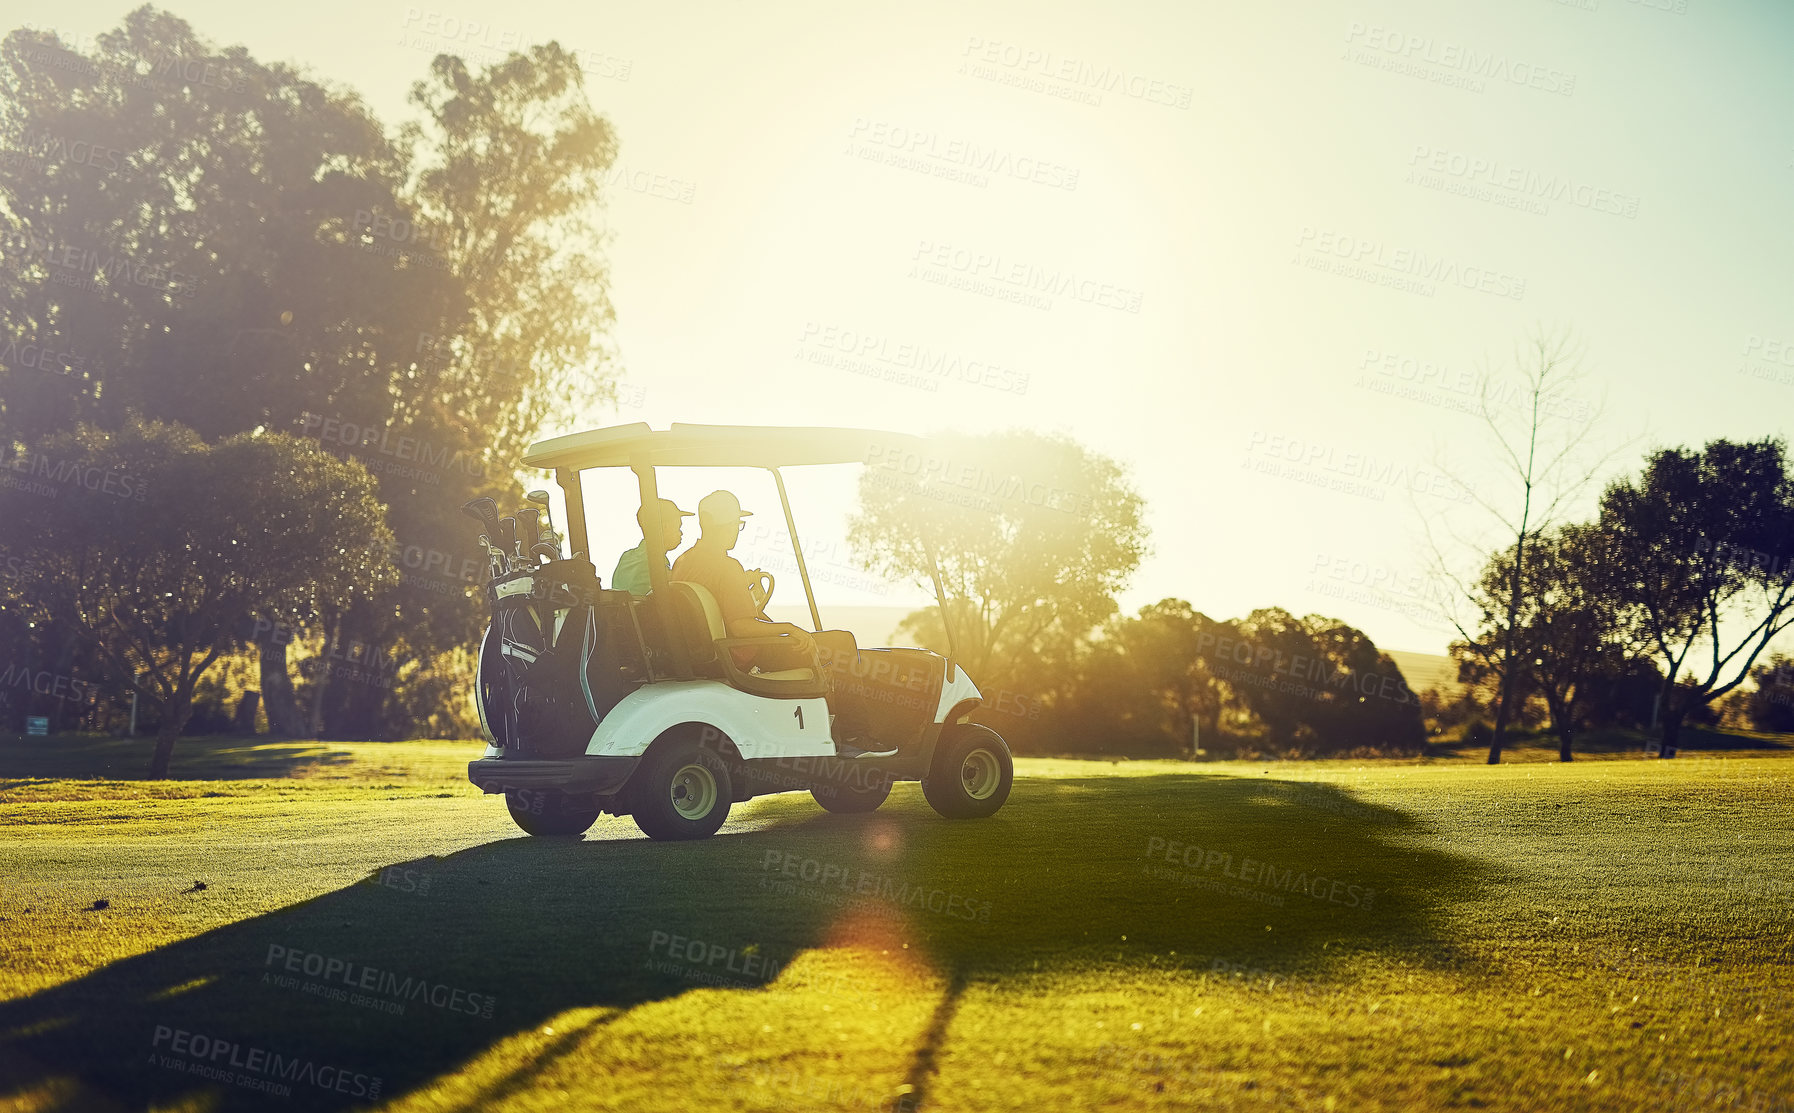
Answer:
xmin=0 ymin=773 xmax=1494 ymax=1111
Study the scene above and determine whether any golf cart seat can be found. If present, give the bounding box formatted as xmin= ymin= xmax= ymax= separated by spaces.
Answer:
xmin=667 ymin=581 xmax=828 ymax=699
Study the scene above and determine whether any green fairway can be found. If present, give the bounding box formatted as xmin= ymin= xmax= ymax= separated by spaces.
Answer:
xmin=1 ymin=736 xmax=1791 ymax=1112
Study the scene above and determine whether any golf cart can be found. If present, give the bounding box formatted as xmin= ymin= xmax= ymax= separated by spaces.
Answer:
xmin=462 ymin=423 xmax=1014 ymax=840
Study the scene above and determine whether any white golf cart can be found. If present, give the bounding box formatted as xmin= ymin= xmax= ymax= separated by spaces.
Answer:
xmin=462 ymin=423 xmax=1014 ymax=840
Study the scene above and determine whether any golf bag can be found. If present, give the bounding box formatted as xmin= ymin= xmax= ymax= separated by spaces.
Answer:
xmin=477 ymin=559 xmax=639 ymax=759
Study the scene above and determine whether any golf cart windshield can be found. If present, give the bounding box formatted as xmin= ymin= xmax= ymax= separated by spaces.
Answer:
xmin=528 ymin=423 xmax=941 ymax=647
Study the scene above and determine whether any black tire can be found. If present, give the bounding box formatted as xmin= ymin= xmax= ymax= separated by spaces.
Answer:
xmin=812 ymin=776 xmax=893 ymax=814
xmin=922 ymin=724 xmax=1013 ymax=819
xmin=505 ymin=788 xmax=601 ymax=837
xmin=629 ymin=737 xmax=734 ymax=841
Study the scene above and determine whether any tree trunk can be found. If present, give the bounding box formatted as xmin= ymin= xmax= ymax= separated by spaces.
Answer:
xmin=1489 ymin=554 xmax=1527 ymax=765
xmin=1545 ymin=691 xmax=1574 ymax=762
xmin=306 ymin=613 xmax=341 ymax=737
xmin=232 ymin=690 xmax=261 ymax=734
xmin=149 ymin=722 xmax=179 ymax=779
xmin=148 ymin=673 xmax=201 ymax=778
xmin=259 ymin=638 xmax=306 ymax=737
xmin=1659 ymin=706 xmax=1685 ymax=758
xmin=1654 ymin=674 xmax=1679 ymax=758
xmin=1488 ymin=662 xmax=1515 ymax=764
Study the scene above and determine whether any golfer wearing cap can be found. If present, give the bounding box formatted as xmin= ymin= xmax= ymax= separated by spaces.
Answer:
xmin=671 ymin=490 xmax=817 ymax=670
xmin=612 ymin=496 xmax=694 ymax=596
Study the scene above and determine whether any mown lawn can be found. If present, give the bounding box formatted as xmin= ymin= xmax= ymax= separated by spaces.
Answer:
xmin=0 ymin=734 xmax=1790 ymax=1112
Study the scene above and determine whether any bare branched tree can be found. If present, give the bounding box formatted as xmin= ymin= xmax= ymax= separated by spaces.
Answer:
xmin=1417 ymin=328 xmax=1631 ymax=764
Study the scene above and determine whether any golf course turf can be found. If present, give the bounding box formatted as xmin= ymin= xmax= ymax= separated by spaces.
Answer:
xmin=1 ymin=735 xmax=1790 ymax=1111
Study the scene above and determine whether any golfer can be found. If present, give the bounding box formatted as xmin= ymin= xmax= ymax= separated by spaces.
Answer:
xmin=671 ymin=490 xmax=816 ymax=670
xmin=611 ymin=497 xmax=693 ymax=595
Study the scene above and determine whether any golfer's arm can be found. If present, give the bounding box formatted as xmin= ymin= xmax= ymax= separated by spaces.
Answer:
xmin=725 ymin=617 xmax=807 ymax=640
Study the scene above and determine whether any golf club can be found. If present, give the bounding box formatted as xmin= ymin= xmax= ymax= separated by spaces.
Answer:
xmin=475 ymin=533 xmax=506 ymax=580
xmin=516 ymin=508 xmax=542 ymax=565
xmin=526 ymin=489 xmax=562 ymax=559
xmin=496 ymin=517 xmax=518 ymax=574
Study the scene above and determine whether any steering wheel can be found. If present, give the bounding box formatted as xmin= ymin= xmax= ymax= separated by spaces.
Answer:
xmin=746 ymin=569 xmax=775 ymax=612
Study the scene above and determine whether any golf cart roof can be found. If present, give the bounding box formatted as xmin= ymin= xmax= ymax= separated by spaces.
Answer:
xmin=519 ymin=422 xmax=926 ymax=472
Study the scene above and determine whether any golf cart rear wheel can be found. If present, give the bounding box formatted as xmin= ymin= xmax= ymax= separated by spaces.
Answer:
xmin=812 ymin=777 xmax=892 ymax=814
xmin=506 ymin=789 xmax=602 ymax=837
xmin=630 ymin=738 xmax=734 ymax=840
xmin=922 ymin=724 xmax=1013 ymax=819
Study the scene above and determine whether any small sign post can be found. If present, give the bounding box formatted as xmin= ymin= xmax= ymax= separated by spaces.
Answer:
xmin=25 ymin=716 xmax=49 ymax=736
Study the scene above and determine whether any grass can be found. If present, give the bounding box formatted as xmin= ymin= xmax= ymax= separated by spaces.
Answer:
xmin=0 ymin=735 xmax=1790 ymax=1112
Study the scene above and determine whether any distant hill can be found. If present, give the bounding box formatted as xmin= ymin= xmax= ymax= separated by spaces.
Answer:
xmin=1386 ymin=649 xmax=1461 ymax=695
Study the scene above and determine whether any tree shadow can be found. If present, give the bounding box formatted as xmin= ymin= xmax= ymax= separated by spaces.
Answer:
xmin=1673 ymin=726 xmax=1792 ymax=752
xmin=0 ymin=734 xmax=357 ymax=781
xmin=1433 ymin=726 xmax=1793 ymax=761
xmin=0 ymin=773 xmax=1494 ymax=1111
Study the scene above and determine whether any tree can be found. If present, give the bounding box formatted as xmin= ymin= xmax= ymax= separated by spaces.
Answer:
xmin=0 ymin=420 xmax=393 ymax=775
xmin=1516 ymin=525 xmax=1628 ymax=760
xmin=848 ymin=430 xmax=1148 ymax=691
xmin=1216 ymin=608 xmax=1426 ymax=756
xmin=1578 ymin=655 xmax=1662 ymax=733
xmin=1455 ymin=523 xmax=1628 ymax=761
xmin=1 ymin=9 xmax=623 ymax=740
xmin=1597 ymin=438 xmax=1794 ymax=755
xmin=1421 ymin=329 xmax=1616 ymax=763
xmin=1059 ymin=600 xmax=1220 ymax=758
xmin=1118 ymin=600 xmax=1224 ymax=757
xmin=0 ymin=8 xmax=448 ymax=444
xmin=399 ymin=43 xmax=621 ymax=463
xmin=307 ymin=41 xmax=622 ymax=739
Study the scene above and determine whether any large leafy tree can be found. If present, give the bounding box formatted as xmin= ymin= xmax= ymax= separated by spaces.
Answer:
xmin=1453 ymin=523 xmax=1630 ymax=761
xmin=305 ymin=42 xmax=621 ymax=738
xmin=1065 ymin=603 xmax=1425 ymax=757
xmin=1107 ymin=599 xmax=1222 ymax=757
xmin=1597 ymin=438 xmax=1794 ymax=754
xmin=399 ymin=44 xmax=621 ymax=459
xmin=1528 ymin=523 xmax=1639 ymax=760
xmin=1221 ymin=608 xmax=1426 ymax=755
xmin=0 ymin=420 xmax=392 ymax=775
xmin=848 ymin=430 xmax=1147 ymax=690
xmin=0 ymin=8 xmax=445 ymax=442
xmin=0 ymin=8 xmax=622 ymax=740
xmin=1049 ymin=600 xmax=1221 ymax=758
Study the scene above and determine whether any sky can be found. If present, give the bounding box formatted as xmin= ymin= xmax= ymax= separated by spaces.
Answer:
xmin=20 ymin=0 xmax=1794 ymax=657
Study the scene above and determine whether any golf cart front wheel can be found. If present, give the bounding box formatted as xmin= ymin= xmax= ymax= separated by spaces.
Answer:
xmin=922 ymin=724 xmax=1013 ymax=819
xmin=630 ymin=737 xmax=734 ymax=840
xmin=506 ymin=788 xmax=602 ymax=837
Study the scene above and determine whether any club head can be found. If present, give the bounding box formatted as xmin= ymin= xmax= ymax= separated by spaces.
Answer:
xmin=462 ymin=497 xmax=502 ymax=540
xmin=496 ymin=517 xmax=517 ymax=565
xmin=516 ymin=508 xmax=541 ymax=554
xmin=525 ymin=489 xmax=551 ymax=507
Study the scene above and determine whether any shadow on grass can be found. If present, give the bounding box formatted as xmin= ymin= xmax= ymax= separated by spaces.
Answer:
xmin=0 ymin=773 xmax=1493 ymax=1111
xmin=1673 ymin=726 xmax=1794 ymax=752
xmin=1431 ymin=725 xmax=1793 ymax=760
xmin=0 ymin=734 xmax=357 ymax=781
